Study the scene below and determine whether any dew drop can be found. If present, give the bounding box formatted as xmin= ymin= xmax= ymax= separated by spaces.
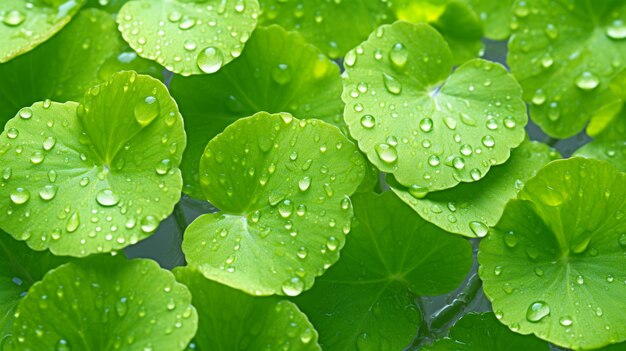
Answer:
xmin=55 ymin=339 xmax=70 ymax=351
xmin=155 ymin=159 xmax=172 ymax=175
xmin=96 ymin=189 xmax=120 ymax=207
xmin=419 ymin=118 xmax=433 ymax=133
xmin=43 ymin=136 xmax=57 ymax=151
xmin=134 ymin=96 xmax=160 ymax=127
xmin=606 ymin=19 xmax=626 ymax=40
xmin=197 ymin=47 xmax=223 ymax=74
xmin=39 ymin=185 xmax=58 ymax=201
xmin=298 ymin=176 xmax=311 ymax=192
xmin=272 ymin=63 xmax=292 ymax=85
xmin=382 ymin=73 xmax=402 ymax=95
xmin=470 ymin=168 xmax=482 ymax=181
xmin=66 ymin=212 xmax=80 ymax=233
xmin=281 ymin=277 xmax=304 ymax=296
xmin=19 ymin=107 xmax=32 ymax=119
xmin=575 ymin=71 xmax=600 ymax=91
xmin=7 ymin=128 xmax=18 ymax=139
xmin=374 ymin=143 xmax=398 ymax=164
xmin=10 ymin=188 xmax=30 ymax=205
xmin=388 ymin=43 xmax=408 ymax=69
xmin=360 ymin=115 xmax=376 ymax=129
xmin=469 ymin=221 xmax=488 ymax=237
xmin=140 ymin=215 xmax=158 ymax=233
xmin=481 ymin=135 xmax=495 ymax=148
xmin=559 ymin=316 xmax=573 ymax=326
xmin=3 ymin=10 xmax=25 ymax=26
xmin=526 ymin=301 xmax=550 ymax=322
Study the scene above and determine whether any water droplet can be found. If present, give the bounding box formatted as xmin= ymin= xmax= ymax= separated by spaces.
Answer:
xmin=470 ymin=168 xmax=482 ymax=181
xmin=443 ymin=117 xmax=457 ymax=130
xmin=504 ymin=231 xmax=518 ymax=248
xmin=532 ymin=89 xmax=547 ymax=105
xmin=408 ymin=185 xmax=428 ymax=198
xmin=559 ymin=316 xmax=573 ymax=326
xmin=30 ymin=152 xmax=44 ymax=164
xmin=326 ymin=236 xmax=339 ymax=251
xmin=55 ymin=339 xmax=70 ymax=351
xmin=155 ymin=159 xmax=172 ymax=175
xmin=538 ymin=186 xmax=564 ymax=206
xmin=272 ymin=63 xmax=292 ymax=85
xmin=43 ymin=136 xmax=57 ymax=151
xmin=428 ymin=155 xmax=440 ymax=167
xmin=526 ymin=301 xmax=550 ymax=322
xmin=382 ymin=73 xmax=402 ymax=95
xmin=470 ymin=221 xmax=488 ymax=237
xmin=576 ymin=275 xmax=584 ymax=285
xmin=504 ymin=116 xmax=517 ymax=129
xmin=278 ymin=200 xmax=293 ymax=218
xmin=298 ymin=176 xmax=311 ymax=191
xmin=183 ymin=39 xmax=197 ymax=51
xmin=281 ymin=277 xmax=304 ymax=296
xmin=7 ymin=128 xmax=18 ymax=139
xmin=374 ymin=143 xmax=398 ymax=164
xmin=419 ymin=118 xmax=433 ymax=132
xmin=540 ymin=53 xmax=554 ymax=68
xmin=575 ymin=71 xmax=600 ymax=91
xmin=619 ymin=233 xmax=626 ymax=248
xmin=178 ymin=16 xmax=196 ymax=30
xmin=10 ymin=188 xmax=30 ymax=205
xmin=3 ymin=10 xmax=25 ymax=26
xmin=39 ymin=185 xmax=58 ymax=201
xmin=360 ymin=115 xmax=376 ymax=129
xmin=116 ymin=297 xmax=128 ymax=317
xmin=140 ymin=215 xmax=158 ymax=233
xmin=197 ymin=47 xmax=223 ymax=74
xmin=389 ymin=43 xmax=408 ymax=69
xmin=96 ymin=189 xmax=120 ymax=207
xmin=606 ymin=19 xmax=626 ymax=40
xmin=19 ymin=107 xmax=32 ymax=119
xmin=545 ymin=23 xmax=559 ymax=39
xmin=481 ymin=135 xmax=495 ymax=148
xmin=66 ymin=212 xmax=80 ymax=233
xmin=452 ymin=157 xmax=465 ymax=170
xmin=134 ymin=96 xmax=160 ymax=127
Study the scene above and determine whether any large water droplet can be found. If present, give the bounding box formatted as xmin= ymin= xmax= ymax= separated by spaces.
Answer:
xmin=197 ymin=47 xmax=223 ymax=74
xmin=66 ymin=212 xmax=80 ymax=233
xmin=606 ymin=20 xmax=626 ymax=40
xmin=382 ymin=73 xmax=402 ymax=95
xmin=419 ymin=118 xmax=433 ymax=132
xmin=155 ymin=159 xmax=172 ymax=175
xmin=96 ymin=189 xmax=120 ymax=207
xmin=575 ymin=71 xmax=600 ymax=91
xmin=526 ymin=301 xmax=550 ymax=322
xmin=3 ymin=10 xmax=25 ymax=26
xmin=140 ymin=215 xmax=159 ymax=233
xmin=281 ymin=277 xmax=304 ymax=296
xmin=408 ymin=185 xmax=428 ymax=199
xmin=298 ymin=176 xmax=311 ymax=192
xmin=374 ymin=143 xmax=398 ymax=164
xmin=360 ymin=115 xmax=376 ymax=129
xmin=469 ymin=221 xmax=488 ymax=237
xmin=10 ymin=188 xmax=30 ymax=205
xmin=389 ymin=43 xmax=408 ymax=69
xmin=39 ymin=185 xmax=58 ymax=201
xmin=559 ymin=316 xmax=573 ymax=326
xmin=134 ymin=96 xmax=160 ymax=127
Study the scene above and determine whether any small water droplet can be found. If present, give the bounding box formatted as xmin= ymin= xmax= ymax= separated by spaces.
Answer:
xmin=360 ymin=115 xmax=376 ymax=129
xmin=272 ymin=63 xmax=292 ymax=85
xmin=55 ymin=339 xmax=70 ymax=351
xmin=155 ymin=159 xmax=172 ymax=175
xmin=66 ymin=212 xmax=80 ymax=233
xmin=19 ymin=107 xmax=32 ymax=119
xmin=298 ymin=176 xmax=311 ymax=191
xmin=43 ymin=136 xmax=57 ymax=151
xmin=140 ymin=215 xmax=158 ymax=233
xmin=606 ymin=19 xmax=626 ymax=40
xmin=382 ymin=73 xmax=402 ymax=95
xmin=281 ymin=277 xmax=304 ymax=296
xmin=389 ymin=43 xmax=408 ymax=69
xmin=39 ymin=185 xmax=58 ymax=201
xmin=3 ymin=10 xmax=25 ymax=26
xmin=7 ymin=128 xmax=18 ymax=139
xmin=374 ymin=143 xmax=398 ymax=164
xmin=470 ymin=168 xmax=482 ymax=181
xmin=197 ymin=47 xmax=223 ymax=74
xmin=470 ymin=221 xmax=488 ymax=237
xmin=559 ymin=316 xmax=573 ymax=326
xmin=134 ymin=96 xmax=160 ymax=127
xmin=10 ymin=188 xmax=30 ymax=205
xmin=481 ymin=135 xmax=495 ymax=148
xmin=526 ymin=301 xmax=550 ymax=322
xmin=419 ymin=118 xmax=433 ymax=132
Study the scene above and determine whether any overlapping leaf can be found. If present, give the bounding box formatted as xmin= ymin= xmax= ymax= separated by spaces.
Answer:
xmin=6 ymin=256 xmax=197 ymax=351
xmin=508 ymin=0 xmax=626 ymax=138
xmin=0 ymin=72 xmax=185 ymax=256
xmin=294 ymin=192 xmax=472 ymax=350
xmin=389 ymin=139 xmax=559 ymax=237
xmin=183 ymin=112 xmax=365 ymax=296
xmin=175 ymin=267 xmax=321 ymax=351
xmin=343 ymin=21 xmax=527 ymax=193
xmin=118 ymin=0 xmax=260 ymax=75
xmin=0 ymin=0 xmax=84 ymax=63
xmin=170 ymin=25 xmax=344 ymax=197
xmin=479 ymin=158 xmax=626 ymax=350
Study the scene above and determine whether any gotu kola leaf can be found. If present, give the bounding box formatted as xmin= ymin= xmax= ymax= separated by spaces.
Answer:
xmin=0 ymin=8 xmax=161 ymax=126
xmin=343 ymin=21 xmax=527 ymax=193
xmin=422 ymin=312 xmax=550 ymax=351
xmin=6 ymin=255 xmax=198 ymax=351
xmin=478 ymin=158 xmax=626 ymax=350
xmin=0 ymin=71 xmax=186 ymax=257
xmin=0 ymin=0 xmax=84 ymax=63
xmin=389 ymin=138 xmax=559 ymax=237
xmin=294 ymin=191 xmax=472 ymax=351
xmin=258 ymin=0 xmax=394 ymax=59
xmin=174 ymin=267 xmax=321 ymax=351
xmin=507 ymin=0 xmax=626 ymax=138
xmin=182 ymin=112 xmax=366 ymax=296
xmin=170 ymin=25 xmax=344 ymax=198
xmin=0 ymin=231 xmax=72 ymax=346
xmin=117 ymin=0 xmax=260 ymax=76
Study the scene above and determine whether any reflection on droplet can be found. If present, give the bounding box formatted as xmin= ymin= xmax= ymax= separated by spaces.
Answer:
xmin=96 ymin=189 xmax=120 ymax=207
xmin=374 ymin=143 xmax=398 ymax=164
xmin=197 ymin=47 xmax=223 ymax=74
xmin=281 ymin=277 xmax=304 ymax=296
xmin=606 ymin=20 xmax=626 ymax=40
xmin=3 ymin=10 xmax=25 ymax=26
xmin=10 ymin=188 xmax=30 ymax=205
xmin=526 ymin=301 xmax=550 ymax=322
xmin=134 ymin=96 xmax=160 ymax=127
xmin=575 ymin=71 xmax=600 ymax=91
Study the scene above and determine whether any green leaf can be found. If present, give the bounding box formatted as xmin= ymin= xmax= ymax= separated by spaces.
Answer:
xmin=478 ymin=158 xmax=626 ymax=350
xmin=389 ymin=139 xmax=560 ymax=237
xmin=574 ymin=108 xmax=626 ymax=172
xmin=117 ymin=0 xmax=260 ymax=76
xmin=169 ymin=25 xmax=344 ymax=198
xmin=0 ymin=231 xmax=72 ymax=346
xmin=182 ymin=112 xmax=366 ymax=296
xmin=343 ymin=21 xmax=527 ymax=193
xmin=0 ymin=0 xmax=84 ymax=63
xmin=393 ymin=1 xmax=484 ymax=64
xmin=294 ymin=191 xmax=472 ymax=351
xmin=461 ymin=0 xmax=514 ymax=40
xmin=0 ymin=9 xmax=161 ymax=126
xmin=174 ymin=267 xmax=321 ymax=351
xmin=507 ymin=0 xmax=626 ymax=138
xmin=258 ymin=0 xmax=394 ymax=59
xmin=422 ymin=312 xmax=550 ymax=351
xmin=0 ymin=71 xmax=185 ymax=257
xmin=6 ymin=256 xmax=197 ymax=351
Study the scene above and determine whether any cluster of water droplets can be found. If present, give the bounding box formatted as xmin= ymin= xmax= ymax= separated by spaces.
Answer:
xmin=118 ymin=0 xmax=257 ymax=75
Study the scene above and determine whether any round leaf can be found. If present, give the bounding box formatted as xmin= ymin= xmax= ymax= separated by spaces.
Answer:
xmin=169 ymin=25 xmax=344 ymax=197
xmin=508 ymin=0 xmax=626 ymax=138
xmin=0 ymin=71 xmax=186 ymax=256
xmin=174 ymin=267 xmax=321 ymax=351
xmin=0 ymin=9 xmax=161 ymax=126
xmin=258 ymin=0 xmax=393 ymax=59
xmin=389 ymin=139 xmax=560 ymax=237
xmin=343 ymin=21 xmax=527 ymax=192
xmin=478 ymin=158 xmax=626 ymax=350
xmin=575 ymin=109 xmax=626 ymax=172
xmin=117 ymin=0 xmax=260 ymax=76
xmin=422 ymin=312 xmax=550 ymax=351
xmin=0 ymin=0 xmax=84 ymax=63
xmin=182 ymin=112 xmax=366 ymax=296
xmin=0 ymin=231 xmax=71 ymax=345
xmin=7 ymin=256 xmax=198 ymax=351
xmin=294 ymin=192 xmax=472 ymax=350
